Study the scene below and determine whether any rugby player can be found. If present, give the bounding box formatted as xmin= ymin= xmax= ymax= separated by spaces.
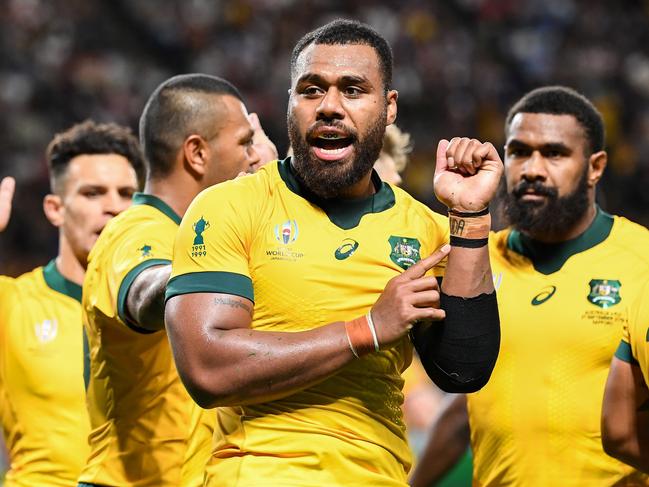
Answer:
xmin=165 ymin=19 xmax=502 ymax=486
xmin=78 ymin=74 xmax=261 ymax=486
xmin=0 ymin=120 xmax=142 ymax=486
xmin=410 ymin=86 xmax=649 ymax=487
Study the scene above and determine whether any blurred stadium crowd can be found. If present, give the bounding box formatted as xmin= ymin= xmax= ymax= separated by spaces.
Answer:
xmin=1 ymin=0 xmax=649 ymax=272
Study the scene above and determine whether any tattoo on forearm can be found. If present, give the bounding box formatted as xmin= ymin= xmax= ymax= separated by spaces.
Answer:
xmin=213 ymin=297 xmax=252 ymax=315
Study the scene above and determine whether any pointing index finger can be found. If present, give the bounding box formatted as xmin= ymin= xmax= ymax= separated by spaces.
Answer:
xmin=402 ymin=244 xmax=451 ymax=280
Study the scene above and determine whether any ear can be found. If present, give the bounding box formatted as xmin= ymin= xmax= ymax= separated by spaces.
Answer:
xmin=43 ymin=194 xmax=64 ymax=227
xmin=183 ymin=134 xmax=209 ymax=177
xmin=386 ymin=89 xmax=398 ymax=126
xmin=587 ymin=150 xmax=607 ymax=187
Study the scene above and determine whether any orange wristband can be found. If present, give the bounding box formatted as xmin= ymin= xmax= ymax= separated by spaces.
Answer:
xmin=448 ymin=212 xmax=491 ymax=239
xmin=345 ymin=315 xmax=376 ymax=358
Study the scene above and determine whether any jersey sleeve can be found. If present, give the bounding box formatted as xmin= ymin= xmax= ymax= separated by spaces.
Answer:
xmin=423 ymin=209 xmax=449 ymax=278
xmin=615 ymin=279 xmax=649 ymax=365
xmin=107 ymin=222 xmax=174 ymax=333
xmin=166 ymin=178 xmax=258 ymax=304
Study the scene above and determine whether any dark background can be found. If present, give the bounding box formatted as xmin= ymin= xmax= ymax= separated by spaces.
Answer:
xmin=2 ymin=0 xmax=649 ymax=276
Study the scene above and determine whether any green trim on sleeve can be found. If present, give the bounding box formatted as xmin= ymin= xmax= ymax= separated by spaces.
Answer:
xmin=117 ymin=258 xmax=171 ymax=334
xmin=615 ymin=340 xmax=639 ymax=365
xmin=166 ymin=271 xmax=254 ymax=303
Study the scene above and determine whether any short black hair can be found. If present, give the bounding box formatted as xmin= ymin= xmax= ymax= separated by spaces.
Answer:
xmin=46 ymin=120 xmax=145 ymax=192
xmin=505 ymin=86 xmax=605 ymax=154
xmin=139 ymin=73 xmax=243 ymax=180
xmin=290 ymin=19 xmax=393 ymax=91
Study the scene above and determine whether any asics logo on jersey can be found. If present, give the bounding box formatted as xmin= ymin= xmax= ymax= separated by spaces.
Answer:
xmin=335 ymin=239 xmax=359 ymax=260
xmin=531 ymin=286 xmax=556 ymax=306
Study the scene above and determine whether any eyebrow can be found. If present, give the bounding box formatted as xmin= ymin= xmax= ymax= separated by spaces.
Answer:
xmin=506 ymin=139 xmax=571 ymax=153
xmin=240 ymin=127 xmax=254 ymax=142
xmin=296 ymin=73 xmax=370 ymax=86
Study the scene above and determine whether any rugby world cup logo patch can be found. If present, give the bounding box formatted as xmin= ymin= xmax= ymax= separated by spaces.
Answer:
xmin=275 ymin=220 xmax=299 ymax=245
xmin=34 ymin=319 xmax=58 ymax=343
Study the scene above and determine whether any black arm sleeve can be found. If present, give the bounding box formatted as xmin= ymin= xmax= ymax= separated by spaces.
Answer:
xmin=410 ymin=291 xmax=500 ymax=393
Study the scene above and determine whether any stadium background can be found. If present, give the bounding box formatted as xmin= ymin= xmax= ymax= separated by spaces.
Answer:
xmin=0 ymin=0 xmax=648 ymax=484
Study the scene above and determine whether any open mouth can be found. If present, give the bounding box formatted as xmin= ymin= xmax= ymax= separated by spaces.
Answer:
xmin=309 ymin=128 xmax=354 ymax=161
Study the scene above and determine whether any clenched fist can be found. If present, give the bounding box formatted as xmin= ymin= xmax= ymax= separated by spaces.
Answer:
xmin=434 ymin=138 xmax=503 ymax=213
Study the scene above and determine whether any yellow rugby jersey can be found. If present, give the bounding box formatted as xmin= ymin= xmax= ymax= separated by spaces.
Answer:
xmin=468 ymin=209 xmax=649 ymax=486
xmin=80 ymin=193 xmax=205 ymax=487
xmin=616 ymin=278 xmax=649 ymax=393
xmin=167 ymin=158 xmax=449 ymax=487
xmin=0 ymin=261 xmax=90 ymax=486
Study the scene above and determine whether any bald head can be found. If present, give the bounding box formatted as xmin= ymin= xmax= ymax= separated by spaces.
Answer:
xmin=139 ymin=74 xmax=244 ymax=180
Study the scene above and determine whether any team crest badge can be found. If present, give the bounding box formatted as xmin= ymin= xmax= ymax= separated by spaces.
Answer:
xmin=275 ymin=220 xmax=299 ymax=245
xmin=389 ymin=236 xmax=421 ymax=270
xmin=34 ymin=319 xmax=58 ymax=343
xmin=587 ymin=279 xmax=621 ymax=309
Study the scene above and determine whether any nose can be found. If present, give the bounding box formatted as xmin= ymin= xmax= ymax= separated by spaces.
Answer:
xmin=105 ymin=191 xmax=129 ymax=217
xmin=316 ymin=87 xmax=345 ymax=121
xmin=520 ymin=150 xmax=547 ymax=182
xmin=246 ymin=145 xmax=261 ymax=172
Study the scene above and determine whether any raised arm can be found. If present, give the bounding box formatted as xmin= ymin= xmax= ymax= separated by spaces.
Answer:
xmin=165 ymin=245 xmax=450 ymax=409
xmin=601 ymin=354 xmax=649 ymax=472
xmin=410 ymin=138 xmax=502 ymax=393
xmin=0 ymin=177 xmax=15 ymax=232
xmin=409 ymin=394 xmax=470 ymax=487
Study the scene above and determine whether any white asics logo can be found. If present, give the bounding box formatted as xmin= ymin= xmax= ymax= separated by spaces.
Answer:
xmin=34 ymin=319 xmax=58 ymax=343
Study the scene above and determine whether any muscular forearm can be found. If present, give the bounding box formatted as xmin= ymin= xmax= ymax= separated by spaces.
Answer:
xmin=169 ymin=317 xmax=356 ymax=408
xmin=443 ymin=245 xmax=493 ymax=297
xmin=409 ymin=394 xmax=470 ymax=487
xmin=412 ymin=246 xmax=500 ymax=393
xmin=125 ymin=265 xmax=171 ymax=331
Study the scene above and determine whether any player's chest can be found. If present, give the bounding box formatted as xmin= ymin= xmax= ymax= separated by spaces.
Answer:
xmin=248 ymin=208 xmax=437 ymax=313
xmin=2 ymin=299 xmax=84 ymax=397
xmin=492 ymin=261 xmax=633 ymax=353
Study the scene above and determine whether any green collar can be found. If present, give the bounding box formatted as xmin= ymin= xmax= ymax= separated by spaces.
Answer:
xmin=277 ymin=157 xmax=395 ymax=230
xmin=507 ymin=206 xmax=614 ymax=275
xmin=42 ymin=260 xmax=82 ymax=303
xmin=132 ymin=192 xmax=182 ymax=225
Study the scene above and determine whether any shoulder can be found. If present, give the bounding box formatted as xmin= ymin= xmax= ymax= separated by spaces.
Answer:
xmin=391 ymin=185 xmax=447 ymax=226
xmin=0 ymin=266 xmax=45 ymax=313
xmin=607 ymin=215 xmax=649 ymax=269
xmin=184 ymin=165 xmax=278 ymax=232
xmin=489 ymin=227 xmax=511 ymax=252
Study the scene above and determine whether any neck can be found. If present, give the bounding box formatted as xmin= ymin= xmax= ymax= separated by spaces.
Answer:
xmin=56 ymin=235 xmax=85 ymax=285
xmin=524 ymin=203 xmax=597 ymax=243
xmin=337 ymin=171 xmax=376 ymax=200
xmin=143 ymin=171 xmax=198 ymax=218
